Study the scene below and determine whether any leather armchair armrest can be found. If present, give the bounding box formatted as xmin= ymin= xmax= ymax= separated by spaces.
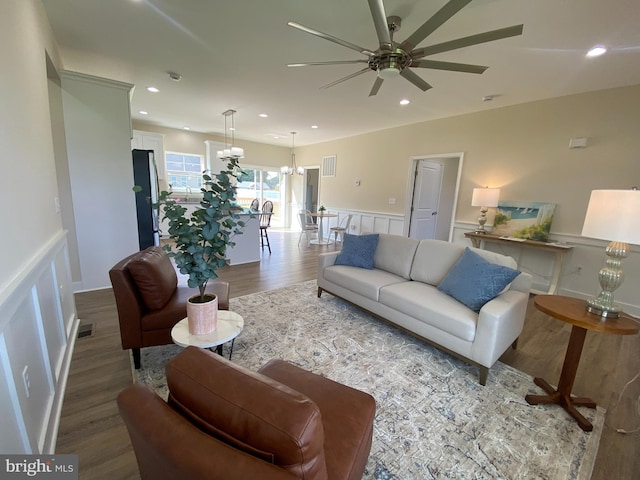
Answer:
xmin=117 ymin=383 xmax=298 ymax=480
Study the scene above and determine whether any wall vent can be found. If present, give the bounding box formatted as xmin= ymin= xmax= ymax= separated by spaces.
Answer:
xmin=322 ymin=155 xmax=336 ymax=177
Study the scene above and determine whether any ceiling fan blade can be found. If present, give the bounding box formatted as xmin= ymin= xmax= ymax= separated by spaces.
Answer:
xmin=321 ymin=67 xmax=371 ymax=90
xmin=411 ymin=24 xmax=524 ymax=58
xmin=413 ymin=59 xmax=488 ymax=74
xmin=288 ymin=60 xmax=369 ymax=67
xmin=367 ymin=0 xmax=392 ymax=50
xmin=400 ymin=69 xmax=432 ymax=92
xmin=401 ymin=0 xmax=472 ymax=51
xmin=369 ymin=77 xmax=384 ymax=96
xmin=288 ymin=22 xmax=375 ymax=56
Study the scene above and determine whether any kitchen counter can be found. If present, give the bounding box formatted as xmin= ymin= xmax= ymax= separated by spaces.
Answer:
xmin=159 ymin=207 xmax=260 ymax=265
xmin=226 ymin=210 xmax=260 ymax=265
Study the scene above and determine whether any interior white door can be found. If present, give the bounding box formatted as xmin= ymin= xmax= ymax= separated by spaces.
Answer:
xmin=409 ymin=161 xmax=443 ymax=240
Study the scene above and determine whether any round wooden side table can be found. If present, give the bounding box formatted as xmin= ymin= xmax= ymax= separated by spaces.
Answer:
xmin=525 ymin=295 xmax=639 ymax=431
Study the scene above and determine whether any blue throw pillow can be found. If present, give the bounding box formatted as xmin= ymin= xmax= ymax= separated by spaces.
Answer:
xmin=334 ymin=233 xmax=379 ymax=269
xmin=438 ymin=247 xmax=520 ymax=312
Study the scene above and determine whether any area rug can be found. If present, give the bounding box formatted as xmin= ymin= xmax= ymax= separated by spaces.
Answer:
xmin=133 ymin=280 xmax=603 ymax=480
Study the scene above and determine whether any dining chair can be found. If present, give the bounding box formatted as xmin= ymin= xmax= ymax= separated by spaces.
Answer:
xmin=260 ymin=201 xmax=273 ymax=254
xmin=250 ymin=198 xmax=259 ymax=211
xmin=330 ymin=213 xmax=353 ymax=244
xmin=297 ymin=210 xmax=318 ymax=247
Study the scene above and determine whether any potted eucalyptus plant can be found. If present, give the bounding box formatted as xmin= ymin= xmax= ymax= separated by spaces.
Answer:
xmin=154 ymin=156 xmax=246 ymax=334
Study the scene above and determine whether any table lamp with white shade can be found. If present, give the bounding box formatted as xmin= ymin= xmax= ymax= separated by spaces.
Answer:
xmin=471 ymin=187 xmax=500 ymax=234
xmin=581 ymin=188 xmax=640 ymax=318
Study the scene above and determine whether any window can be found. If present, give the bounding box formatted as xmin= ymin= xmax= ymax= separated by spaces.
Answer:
xmin=165 ymin=152 xmax=204 ymax=191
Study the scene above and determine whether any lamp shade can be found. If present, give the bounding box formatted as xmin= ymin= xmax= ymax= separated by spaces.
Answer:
xmin=471 ymin=188 xmax=500 ymax=207
xmin=581 ymin=189 xmax=640 ymax=245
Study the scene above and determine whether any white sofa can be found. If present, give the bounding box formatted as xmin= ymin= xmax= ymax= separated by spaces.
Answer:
xmin=317 ymin=234 xmax=532 ymax=385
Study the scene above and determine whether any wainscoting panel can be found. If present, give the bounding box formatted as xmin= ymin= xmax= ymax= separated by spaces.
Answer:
xmin=322 ymin=208 xmax=405 ymax=237
xmin=37 ymin=266 xmax=66 ymax=383
xmin=0 ymin=232 xmax=78 ymax=454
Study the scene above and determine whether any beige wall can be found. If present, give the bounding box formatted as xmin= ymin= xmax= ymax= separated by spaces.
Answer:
xmin=131 ymin=121 xmax=290 ymax=168
xmin=296 ymin=84 xmax=640 ymax=237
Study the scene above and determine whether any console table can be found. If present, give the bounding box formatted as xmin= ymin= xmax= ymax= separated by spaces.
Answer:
xmin=464 ymin=232 xmax=573 ymax=294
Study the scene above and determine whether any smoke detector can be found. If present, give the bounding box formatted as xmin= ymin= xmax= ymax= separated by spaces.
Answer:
xmin=168 ymin=71 xmax=182 ymax=82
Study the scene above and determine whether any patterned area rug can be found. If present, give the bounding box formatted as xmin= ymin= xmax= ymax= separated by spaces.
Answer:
xmin=133 ymin=281 xmax=603 ymax=480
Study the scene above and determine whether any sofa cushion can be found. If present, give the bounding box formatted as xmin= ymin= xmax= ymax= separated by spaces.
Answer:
xmin=379 ymin=282 xmax=478 ymax=342
xmin=373 ymin=233 xmax=420 ymax=279
xmin=438 ymin=247 xmax=520 ymax=312
xmin=166 ymin=347 xmax=328 ymax=479
xmin=410 ymin=239 xmax=465 ymax=286
xmin=128 ymin=247 xmax=177 ymax=311
xmin=323 ymin=265 xmax=407 ymax=301
xmin=335 ymin=233 xmax=379 ymax=269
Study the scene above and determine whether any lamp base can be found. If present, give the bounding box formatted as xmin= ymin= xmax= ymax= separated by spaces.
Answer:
xmin=585 ymin=301 xmax=621 ymax=319
xmin=475 ymin=207 xmax=489 ymax=234
xmin=584 ymin=240 xmax=629 ymax=319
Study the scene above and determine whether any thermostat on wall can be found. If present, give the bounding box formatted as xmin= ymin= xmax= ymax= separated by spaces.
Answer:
xmin=569 ymin=137 xmax=588 ymax=149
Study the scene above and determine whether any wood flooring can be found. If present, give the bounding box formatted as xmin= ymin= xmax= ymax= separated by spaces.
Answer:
xmin=56 ymin=230 xmax=640 ymax=479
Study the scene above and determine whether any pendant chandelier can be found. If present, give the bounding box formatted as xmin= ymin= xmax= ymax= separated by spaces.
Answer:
xmin=281 ymin=131 xmax=304 ymax=175
xmin=216 ymin=109 xmax=244 ymax=160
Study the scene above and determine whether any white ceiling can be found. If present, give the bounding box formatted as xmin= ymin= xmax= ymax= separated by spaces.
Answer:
xmin=42 ymin=0 xmax=640 ymax=147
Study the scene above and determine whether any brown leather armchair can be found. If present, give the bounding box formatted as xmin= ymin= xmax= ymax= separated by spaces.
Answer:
xmin=117 ymin=347 xmax=376 ymax=480
xmin=109 ymin=247 xmax=230 ymax=369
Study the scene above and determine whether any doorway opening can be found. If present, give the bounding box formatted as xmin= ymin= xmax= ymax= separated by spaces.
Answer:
xmin=303 ymin=167 xmax=320 ymax=219
xmin=236 ymin=167 xmax=285 ymax=227
xmin=405 ymin=153 xmax=463 ymax=241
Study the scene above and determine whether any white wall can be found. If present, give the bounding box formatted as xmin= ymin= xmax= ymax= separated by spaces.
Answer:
xmin=0 ymin=0 xmax=78 ymax=454
xmin=60 ymin=71 xmax=138 ymax=291
xmin=0 ymin=0 xmax=63 ymax=289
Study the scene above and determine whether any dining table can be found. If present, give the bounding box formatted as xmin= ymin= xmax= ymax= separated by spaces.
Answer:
xmin=308 ymin=212 xmax=338 ymax=245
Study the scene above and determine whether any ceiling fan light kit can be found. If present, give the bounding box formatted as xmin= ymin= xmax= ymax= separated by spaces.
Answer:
xmin=287 ymin=0 xmax=524 ymax=96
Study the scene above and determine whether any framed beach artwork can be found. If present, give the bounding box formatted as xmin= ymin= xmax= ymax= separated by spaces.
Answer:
xmin=491 ymin=201 xmax=556 ymax=242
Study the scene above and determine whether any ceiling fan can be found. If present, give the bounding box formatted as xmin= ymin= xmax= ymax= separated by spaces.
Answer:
xmin=287 ymin=0 xmax=524 ymax=96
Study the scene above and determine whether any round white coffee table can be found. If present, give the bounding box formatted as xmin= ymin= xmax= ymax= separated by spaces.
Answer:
xmin=171 ymin=310 xmax=244 ymax=360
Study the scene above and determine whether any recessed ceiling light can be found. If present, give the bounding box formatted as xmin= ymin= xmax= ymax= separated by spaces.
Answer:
xmin=586 ymin=45 xmax=607 ymax=57
xmin=146 ymin=86 xmax=159 ymax=93
xmin=139 ymin=110 xmax=148 ymax=115
xmin=259 ymin=113 xmax=269 ymax=118
xmin=311 ymin=125 xmax=319 ymax=129
xmin=400 ymin=99 xmax=410 ymax=105
xmin=183 ymin=126 xmax=190 ymax=130
xmin=229 ymin=127 xmax=236 ymax=131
